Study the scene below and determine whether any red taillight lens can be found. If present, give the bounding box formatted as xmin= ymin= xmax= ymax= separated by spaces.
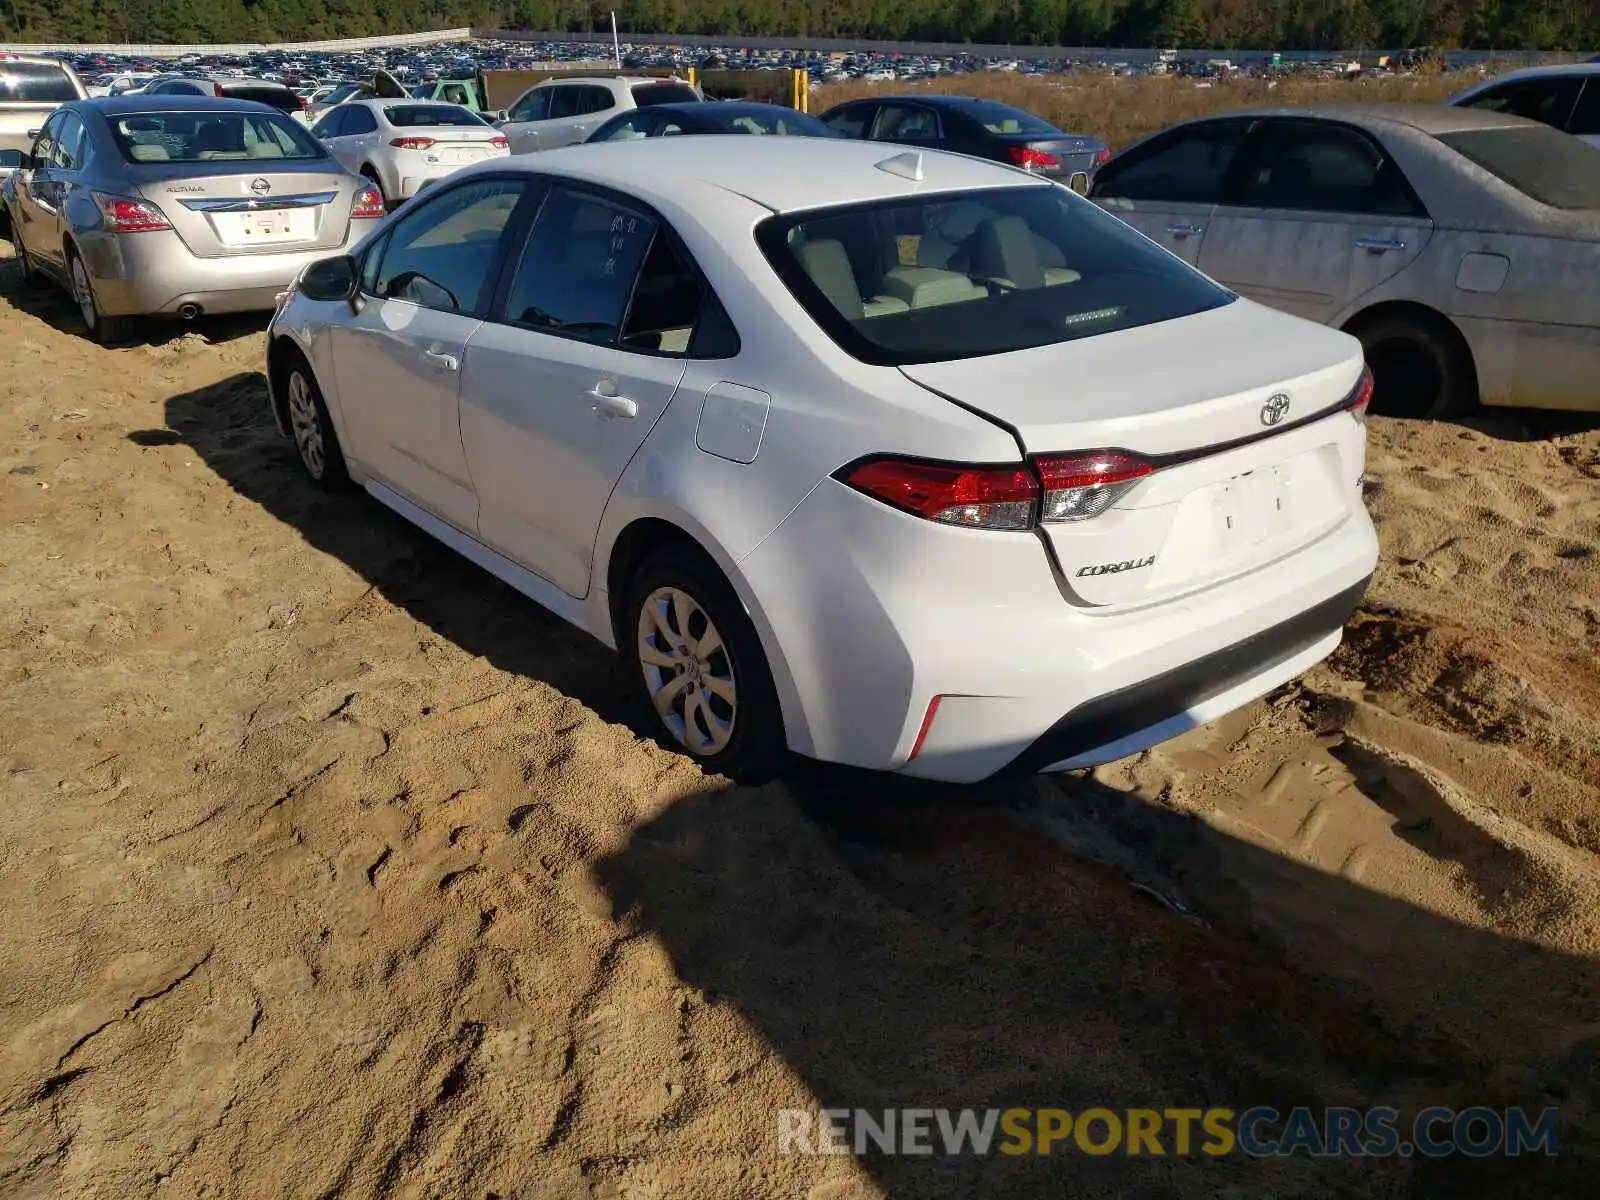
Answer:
xmin=1094 ymin=146 xmax=1110 ymax=165
xmin=1034 ymin=450 xmax=1154 ymax=523
xmin=390 ymin=136 xmax=436 ymax=150
xmin=212 ymin=82 xmax=223 ymax=97
xmin=350 ymin=185 xmax=385 ymax=219
xmin=839 ymin=458 xmax=1039 ymax=530
xmin=489 ymin=135 xmax=509 ymax=149
xmin=91 ymin=192 xmax=171 ymax=233
xmin=1347 ymin=363 xmax=1375 ymax=422
xmin=1008 ymin=146 xmax=1058 ymax=170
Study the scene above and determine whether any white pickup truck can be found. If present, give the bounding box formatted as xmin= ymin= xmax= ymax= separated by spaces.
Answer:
xmin=0 ymin=53 xmax=87 ymax=225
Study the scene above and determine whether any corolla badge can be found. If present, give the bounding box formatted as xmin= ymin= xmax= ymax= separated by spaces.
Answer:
xmin=248 ymin=177 xmax=272 ymax=196
xmin=1260 ymin=393 xmax=1291 ymax=426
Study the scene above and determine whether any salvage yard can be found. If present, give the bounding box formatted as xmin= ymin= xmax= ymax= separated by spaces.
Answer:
xmin=1 ymin=190 xmax=1599 ymax=1199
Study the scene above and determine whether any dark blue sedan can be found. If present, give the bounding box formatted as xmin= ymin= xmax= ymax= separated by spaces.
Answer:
xmin=584 ymin=100 xmax=839 ymax=143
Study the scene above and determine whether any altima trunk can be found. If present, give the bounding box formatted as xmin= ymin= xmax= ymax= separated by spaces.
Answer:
xmin=898 ymin=301 xmax=1370 ymax=609
xmin=131 ymin=164 xmax=357 ymax=257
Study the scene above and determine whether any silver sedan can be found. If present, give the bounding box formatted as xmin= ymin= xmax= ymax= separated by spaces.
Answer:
xmin=2 ymin=95 xmax=382 ymax=343
xmin=1090 ymin=104 xmax=1600 ymax=416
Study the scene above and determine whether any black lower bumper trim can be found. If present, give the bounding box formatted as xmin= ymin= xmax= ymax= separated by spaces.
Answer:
xmin=1003 ymin=575 xmax=1372 ymax=776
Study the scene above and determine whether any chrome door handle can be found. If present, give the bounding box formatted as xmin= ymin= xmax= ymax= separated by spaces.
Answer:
xmin=587 ymin=385 xmax=637 ymax=419
xmin=1356 ymin=237 xmax=1406 ymax=252
xmin=423 ymin=348 xmax=459 ymax=372
xmin=1166 ymin=222 xmax=1206 ymax=237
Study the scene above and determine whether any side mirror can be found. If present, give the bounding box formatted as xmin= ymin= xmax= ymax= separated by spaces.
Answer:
xmin=0 ymin=149 xmax=27 ymax=169
xmin=1068 ymin=172 xmax=1090 ymax=196
xmin=299 ymin=255 xmax=358 ymax=303
xmin=26 ymin=128 xmax=42 ymax=140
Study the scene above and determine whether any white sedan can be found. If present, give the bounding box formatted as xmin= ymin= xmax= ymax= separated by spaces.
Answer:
xmin=309 ymin=100 xmax=508 ymax=207
xmin=264 ymin=138 xmax=1378 ymax=783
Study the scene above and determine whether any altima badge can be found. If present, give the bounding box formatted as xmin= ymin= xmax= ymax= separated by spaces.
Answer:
xmin=1260 ymin=393 xmax=1291 ymax=426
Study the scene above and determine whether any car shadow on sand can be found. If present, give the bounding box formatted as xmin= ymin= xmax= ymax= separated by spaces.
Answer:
xmin=160 ymin=371 xmax=1600 ymax=1198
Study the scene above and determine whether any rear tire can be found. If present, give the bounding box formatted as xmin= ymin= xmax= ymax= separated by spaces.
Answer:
xmin=621 ymin=543 xmax=791 ymax=783
xmin=67 ymin=246 xmax=135 ymax=346
xmin=282 ymin=350 xmax=351 ymax=490
xmin=1348 ymin=311 xmax=1477 ymax=420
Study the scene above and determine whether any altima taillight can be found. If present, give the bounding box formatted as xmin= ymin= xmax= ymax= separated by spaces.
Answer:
xmin=1345 ymin=363 xmax=1375 ymax=423
xmin=350 ymin=185 xmax=385 ymax=219
xmin=837 ymin=449 xmax=1156 ymax=530
xmin=91 ymin=192 xmax=172 ymax=233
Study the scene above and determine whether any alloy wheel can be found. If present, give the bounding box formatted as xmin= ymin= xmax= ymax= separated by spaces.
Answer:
xmin=636 ymin=585 xmax=737 ymax=755
xmin=70 ymin=256 xmax=97 ymax=331
xmin=287 ymin=370 xmax=325 ymax=479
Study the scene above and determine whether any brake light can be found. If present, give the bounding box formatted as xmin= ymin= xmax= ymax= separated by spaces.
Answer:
xmin=350 ymin=185 xmax=385 ymax=219
xmin=212 ymin=82 xmax=223 ymax=97
xmin=91 ymin=192 xmax=171 ymax=233
xmin=390 ymin=136 xmax=436 ymax=150
xmin=1346 ymin=363 xmax=1375 ymax=423
xmin=839 ymin=458 xmax=1038 ymax=530
xmin=1009 ymin=146 xmax=1058 ymax=170
xmin=1034 ymin=450 xmax=1153 ymax=523
xmin=1094 ymin=146 xmax=1110 ymax=165
xmin=489 ymin=135 xmax=509 ymax=149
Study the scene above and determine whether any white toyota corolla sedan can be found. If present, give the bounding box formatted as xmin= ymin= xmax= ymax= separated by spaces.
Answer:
xmin=264 ymin=137 xmax=1379 ymax=784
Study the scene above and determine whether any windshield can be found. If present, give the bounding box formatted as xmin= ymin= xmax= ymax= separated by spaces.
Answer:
xmin=757 ymin=186 xmax=1233 ymax=366
xmin=0 ymin=62 xmax=79 ymax=103
xmin=693 ymin=106 xmax=835 ymax=136
xmin=1438 ymin=126 xmax=1600 ymax=209
xmin=963 ymin=101 xmax=1058 ymax=136
xmin=632 ymin=81 xmax=700 ymax=106
xmin=110 ymin=111 xmax=326 ymax=163
xmin=383 ymin=104 xmax=486 ymax=128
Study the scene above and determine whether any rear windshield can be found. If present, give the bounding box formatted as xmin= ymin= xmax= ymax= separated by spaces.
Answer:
xmin=962 ymin=101 xmax=1057 ymax=136
xmin=0 ymin=62 xmax=79 ymax=103
xmin=757 ymin=186 xmax=1233 ymax=366
xmin=632 ymin=82 xmax=700 ymax=106
xmin=110 ymin=112 xmax=326 ymax=164
xmin=1439 ymin=126 xmax=1600 ymax=209
xmin=223 ymin=83 xmax=298 ymax=112
xmin=383 ymin=104 xmax=486 ymax=128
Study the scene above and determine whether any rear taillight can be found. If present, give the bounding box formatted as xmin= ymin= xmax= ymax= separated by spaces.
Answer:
xmin=1008 ymin=146 xmax=1058 ymax=170
xmin=490 ymin=135 xmax=509 ymax=149
xmin=1094 ymin=146 xmax=1110 ymax=165
xmin=390 ymin=136 xmax=436 ymax=150
xmin=1346 ymin=363 xmax=1375 ymax=423
xmin=212 ymin=82 xmax=223 ymax=97
xmin=350 ymin=185 xmax=385 ymax=219
xmin=1034 ymin=450 xmax=1153 ymax=523
xmin=839 ymin=458 xmax=1039 ymax=531
xmin=91 ymin=192 xmax=171 ymax=233
xmin=293 ymin=93 xmax=306 ymax=111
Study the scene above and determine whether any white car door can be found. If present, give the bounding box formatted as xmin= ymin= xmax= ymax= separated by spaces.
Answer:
xmin=1195 ymin=118 xmax=1433 ymax=323
xmin=460 ymin=184 xmax=702 ymax=597
xmin=1089 ymin=118 xmax=1253 ymax=267
xmin=499 ymin=86 xmax=551 ymax=154
xmin=329 ymin=177 xmax=533 ymax=532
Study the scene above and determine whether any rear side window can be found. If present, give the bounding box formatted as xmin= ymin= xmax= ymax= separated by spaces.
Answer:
xmin=383 ymin=105 xmax=486 ymax=128
xmin=873 ymin=104 xmax=941 ymax=140
xmin=1439 ymin=126 xmax=1600 ymax=209
xmin=822 ymin=104 xmax=874 ymax=137
xmin=632 ymin=81 xmax=699 ymax=107
xmin=109 ymin=111 xmax=325 ymax=163
xmin=758 ymin=185 xmax=1233 ymax=366
xmin=1234 ymin=121 xmax=1426 ymax=216
xmin=0 ymin=62 xmax=79 ymax=102
xmin=1092 ymin=120 xmax=1250 ymax=204
xmin=1568 ymin=81 xmax=1600 ymax=136
xmin=582 ymin=86 xmax=616 ymax=114
xmin=1458 ymin=78 xmax=1583 ymax=130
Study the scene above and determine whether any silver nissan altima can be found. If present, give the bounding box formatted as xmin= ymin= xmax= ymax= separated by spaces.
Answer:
xmin=1 ymin=95 xmax=383 ymax=343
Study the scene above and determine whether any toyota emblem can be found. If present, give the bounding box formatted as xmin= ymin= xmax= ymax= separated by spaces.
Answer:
xmin=248 ymin=177 xmax=272 ymax=196
xmin=1260 ymin=393 xmax=1291 ymax=426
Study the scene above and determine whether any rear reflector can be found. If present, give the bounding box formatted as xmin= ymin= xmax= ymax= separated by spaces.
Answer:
xmin=390 ymin=136 xmax=436 ymax=149
xmin=1346 ymin=363 xmax=1375 ymax=422
xmin=839 ymin=458 xmax=1038 ymax=531
xmin=1009 ymin=146 xmax=1058 ymax=170
xmin=908 ymin=695 xmax=943 ymax=761
xmin=91 ymin=192 xmax=171 ymax=233
xmin=1034 ymin=450 xmax=1154 ymax=523
xmin=350 ymin=186 xmax=385 ymax=219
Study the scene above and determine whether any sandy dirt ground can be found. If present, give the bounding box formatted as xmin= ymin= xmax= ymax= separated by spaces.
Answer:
xmin=1 ymin=250 xmax=1598 ymax=1199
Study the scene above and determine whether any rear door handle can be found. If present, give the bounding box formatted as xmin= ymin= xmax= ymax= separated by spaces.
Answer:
xmin=1166 ymin=223 xmax=1206 ymax=237
xmin=587 ymin=384 xmax=638 ymax=419
xmin=423 ymin=348 xmax=459 ymax=372
xmin=1356 ymin=237 xmax=1406 ymax=252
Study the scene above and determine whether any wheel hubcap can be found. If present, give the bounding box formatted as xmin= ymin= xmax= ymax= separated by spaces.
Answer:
xmin=70 ymin=258 xmax=96 ymax=329
xmin=637 ymin=586 xmax=736 ymax=756
xmin=287 ymin=371 xmax=324 ymax=478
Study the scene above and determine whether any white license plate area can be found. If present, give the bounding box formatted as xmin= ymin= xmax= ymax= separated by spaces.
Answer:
xmin=432 ymin=146 xmax=487 ymax=165
xmin=216 ymin=208 xmax=314 ymax=245
xmin=1209 ymin=467 xmax=1293 ymax=547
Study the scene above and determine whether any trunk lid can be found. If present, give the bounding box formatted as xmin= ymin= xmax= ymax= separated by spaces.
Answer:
xmin=899 ymin=301 xmax=1368 ymax=609
xmin=134 ymin=163 xmax=357 ymax=257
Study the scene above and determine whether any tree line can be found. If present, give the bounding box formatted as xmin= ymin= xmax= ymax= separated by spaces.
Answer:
xmin=1 ymin=0 xmax=1597 ymax=52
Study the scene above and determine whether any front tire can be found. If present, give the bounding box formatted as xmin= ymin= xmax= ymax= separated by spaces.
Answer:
xmin=1350 ymin=311 xmax=1477 ymax=420
xmin=67 ymin=247 xmax=135 ymax=345
xmin=13 ymin=227 xmax=43 ymax=289
xmin=283 ymin=353 xmax=351 ymax=490
xmin=621 ymin=544 xmax=790 ymax=782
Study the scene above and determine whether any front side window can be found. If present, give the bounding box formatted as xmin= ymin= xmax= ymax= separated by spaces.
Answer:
xmin=758 ymin=185 xmax=1233 ymax=366
xmin=1439 ymin=125 xmax=1600 ymax=209
xmin=311 ymin=107 xmax=348 ymax=139
xmin=110 ymin=112 xmax=326 ymax=163
xmin=509 ymin=88 xmax=550 ymax=123
xmin=370 ymin=179 xmax=527 ymax=314
xmin=1459 ymin=78 xmax=1583 ymax=130
xmin=1091 ymin=120 xmax=1250 ymax=204
xmin=52 ymin=113 xmax=86 ymax=170
xmin=30 ymin=114 xmax=60 ymax=168
xmin=0 ymin=62 xmax=79 ymax=102
xmin=1234 ymin=121 xmax=1425 ymax=216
